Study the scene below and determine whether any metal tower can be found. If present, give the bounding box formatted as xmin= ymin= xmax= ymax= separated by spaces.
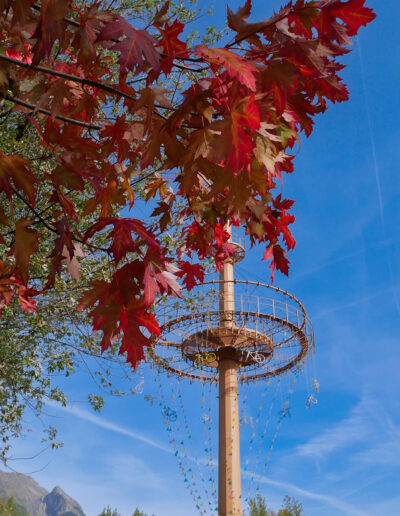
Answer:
xmin=150 ymin=229 xmax=314 ymax=515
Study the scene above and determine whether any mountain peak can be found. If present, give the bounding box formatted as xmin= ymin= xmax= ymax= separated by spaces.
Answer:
xmin=44 ymin=485 xmax=85 ymax=516
xmin=0 ymin=471 xmax=85 ymax=516
xmin=51 ymin=487 xmax=65 ymax=496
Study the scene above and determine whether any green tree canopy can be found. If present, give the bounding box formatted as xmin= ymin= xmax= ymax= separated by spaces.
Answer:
xmin=98 ymin=507 xmax=154 ymax=516
xmin=132 ymin=509 xmax=155 ymax=516
xmin=247 ymin=494 xmax=305 ymax=516
xmin=278 ymin=496 xmax=304 ymax=516
xmin=248 ymin=494 xmax=276 ymax=516
xmin=98 ymin=506 xmax=121 ymax=516
xmin=0 ymin=497 xmax=28 ymax=516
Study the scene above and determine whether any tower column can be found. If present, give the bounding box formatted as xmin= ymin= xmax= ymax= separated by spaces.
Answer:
xmin=218 ymin=233 xmax=241 ymax=516
xmin=218 ymin=357 xmax=241 ymax=515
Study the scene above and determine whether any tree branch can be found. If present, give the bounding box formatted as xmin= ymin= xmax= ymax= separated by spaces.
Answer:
xmin=10 ymin=187 xmax=109 ymax=253
xmin=11 ymin=187 xmax=60 ymax=235
xmin=1 ymin=94 xmax=101 ymax=130
xmin=0 ymin=54 xmax=138 ymax=103
xmin=0 ymin=55 xmax=173 ymax=120
xmin=224 ymin=6 xmax=312 ymax=49
xmin=31 ymin=3 xmax=80 ymax=28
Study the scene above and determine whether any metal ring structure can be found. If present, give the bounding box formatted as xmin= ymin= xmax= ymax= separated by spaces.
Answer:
xmin=230 ymin=231 xmax=246 ymax=264
xmin=149 ymin=280 xmax=314 ymax=384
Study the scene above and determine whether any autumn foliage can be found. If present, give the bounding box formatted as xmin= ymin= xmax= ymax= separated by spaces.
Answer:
xmin=0 ymin=0 xmax=375 ymax=366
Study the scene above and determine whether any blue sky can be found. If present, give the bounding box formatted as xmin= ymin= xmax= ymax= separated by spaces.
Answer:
xmin=5 ymin=1 xmax=400 ymax=515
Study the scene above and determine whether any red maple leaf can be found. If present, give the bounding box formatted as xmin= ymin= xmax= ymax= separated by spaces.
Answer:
xmin=194 ymin=45 xmax=258 ymax=91
xmin=96 ymin=15 xmax=161 ymax=76
xmin=263 ymin=244 xmax=290 ymax=282
xmin=134 ymin=309 xmax=160 ymax=336
xmin=227 ymin=0 xmax=269 ymax=45
xmin=31 ymin=0 xmax=70 ymax=64
xmin=119 ymin=332 xmax=147 ymax=366
xmin=72 ymin=3 xmax=114 ymax=65
xmin=158 ymin=20 xmax=188 ymax=74
xmin=229 ymin=93 xmax=260 ymax=172
xmin=288 ymin=6 xmax=319 ymax=39
xmin=18 ymin=288 xmax=38 ymax=313
xmin=209 ymin=93 xmax=260 ymax=173
xmin=176 ymin=261 xmax=204 ymax=290
xmin=84 ymin=217 xmax=161 ymax=264
xmin=0 ymin=266 xmax=38 ymax=314
xmin=114 ymin=30 xmax=161 ymax=75
xmin=214 ymin=222 xmax=230 ymax=248
xmin=326 ymin=0 xmax=376 ymax=36
xmin=46 ymin=220 xmax=76 ymax=288
xmin=108 ymin=220 xmax=137 ymax=264
xmin=143 ymin=257 xmax=181 ymax=307
xmin=119 ymin=307 xmax=159 ymax=366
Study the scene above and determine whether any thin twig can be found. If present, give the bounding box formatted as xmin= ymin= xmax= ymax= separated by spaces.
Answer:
xmin=11 ymin=187 xmax=59 ymax=234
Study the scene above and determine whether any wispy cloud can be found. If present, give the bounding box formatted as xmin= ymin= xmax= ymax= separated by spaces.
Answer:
xmin=291 ymin=236 xmax=398 ymax=283
xmin=353 ymin=409 xmax=400 ymax=468
xmin=105 ymin=454 xmax=164 ymax=490
xmin=296 ymin=394 xmax=400 ymax=473
xmin=47 ymin=402 xmax=171 ymax=454
xmin=357 ymin=40 xmax=400 ymax=318
xmin=296 ymin=398 xmax=374 ymax=460
xmin=254 ymin=473 xmax=375 ymax=516
xmin=357 ymin=41 xmax=385 ymax=231
xmin=312 ymin=285 xmax=398 ymax=321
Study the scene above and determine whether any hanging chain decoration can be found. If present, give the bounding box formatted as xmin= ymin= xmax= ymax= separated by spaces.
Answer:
xmin=133 ymin=376 xmax=144 ymax=394
xmin=206 ymin=382 xmax=218 ymax=511
xmin=200 ymin=414 xmax=212 ymax=424
xmin=313 ymin=379 xmax=320 ymax=393
xmin=198 ymin=380 xmax=218 ymax=514
xmin=176 ymin=379 xmax=212 ymax=514
xmin=306 ymin=376 xmax=320 ymax=408
xmin=243 ymin=376 xmax=281 ymax=504
xmin=306 ymin=394 xmax=318 ymax=409
xmin=153 ymin=370 xmax=203 ymax=515
xmin=144 ymin=394 xmax=154 ymax=406
xmin=161 ymin=406 xmax=178 ymax=422
xmin=254 ymin=372 xmax=299 ymax=495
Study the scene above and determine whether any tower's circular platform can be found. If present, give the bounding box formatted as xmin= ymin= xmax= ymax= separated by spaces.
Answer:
xmin=150 ymin=280 xmax=314 ymax=383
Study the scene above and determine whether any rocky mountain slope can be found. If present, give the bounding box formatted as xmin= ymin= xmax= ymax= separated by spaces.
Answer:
xmin=0 ymin=471 xmax=85 ymax=516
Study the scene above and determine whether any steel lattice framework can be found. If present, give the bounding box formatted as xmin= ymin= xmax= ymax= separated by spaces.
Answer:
xmin=150 ymin=280 xmax=314 ymax=383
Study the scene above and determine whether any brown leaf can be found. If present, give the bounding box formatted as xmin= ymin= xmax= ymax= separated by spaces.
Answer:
xmin=14 ymin=219 xmax=40 ymax=282
xmin=0 ymin=151 xmax=38 ymax=204
xmin=63 ymin=242 xmax=85 ymax=281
